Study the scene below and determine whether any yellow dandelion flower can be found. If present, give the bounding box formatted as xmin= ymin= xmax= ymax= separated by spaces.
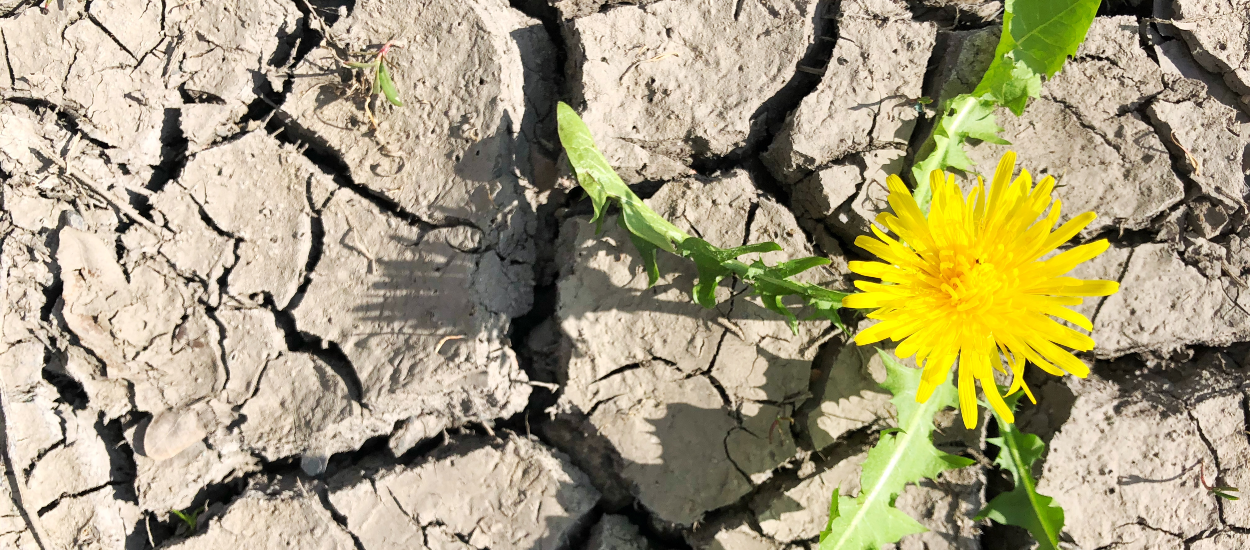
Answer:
xmin=842 ymin=152 xmax=1119 ymax=429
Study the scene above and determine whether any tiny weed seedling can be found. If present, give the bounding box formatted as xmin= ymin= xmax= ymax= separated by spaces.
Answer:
xmin=170 ymin=504 xmax=207 ymax=534
xmin=1200 ymin=460 xmax=1240 ymax=501
xmin=345 ymin=41 xmax=404 ymax=129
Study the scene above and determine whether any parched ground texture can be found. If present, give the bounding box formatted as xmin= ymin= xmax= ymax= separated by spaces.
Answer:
xmin=1 ymin=0 xmax=1249 ymax=549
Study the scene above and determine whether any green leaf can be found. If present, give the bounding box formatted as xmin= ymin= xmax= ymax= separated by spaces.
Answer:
xmin=622 ymin=216 xmax=662 ymax=287
xmin=973 ymin=0 xmax=1098 ymax=114
xmin=170 ymin=505 xmax=205 ymax=532
xmin=909 ymin=0 xmax=1099 ymax=208
xmin=910 ymin=94 xmax=1007 ymax=209
xmin=345 ymin=61 xmax=378 ymax=69
xmin=556 ymin=102 xmax=686 ymax=249
xmin=1005 ymin=0 xmax=1101 ymax=79
xmin=556 ymin=101 xmax=849 ymax=328
xmin=820 ymin=351 xmax=975 ymax=550
xmin=974 ymin=54 xmax=1042 ymax=115
xmin=819 ymin=488 xmax=842 ymax=543
xmin=1214 ymin=489 xmax=1240 ymax=501
xmin=377 ymin=62 xmax=403 ymax=107
xmin=977 ymin=393 xmax=1065 ymax=550
xmin=678 ymin=237 xmax=736 ymax=308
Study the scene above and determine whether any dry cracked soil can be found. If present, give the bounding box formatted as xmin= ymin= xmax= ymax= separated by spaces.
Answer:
xmin=1 ymin=0 xmax=1250 ymax=549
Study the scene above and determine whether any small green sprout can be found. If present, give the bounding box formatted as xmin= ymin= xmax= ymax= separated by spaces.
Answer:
xmin=170 ymin=504 xmax=207 ymax=533
xmin=345 ymin=40 xmax=404 ymax=128
xmin=1201 ymin=460 xmax=1239 ymax=501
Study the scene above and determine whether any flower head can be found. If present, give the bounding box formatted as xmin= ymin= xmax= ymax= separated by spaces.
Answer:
xmin=842 ymin=152 xmax=1119 ymax=428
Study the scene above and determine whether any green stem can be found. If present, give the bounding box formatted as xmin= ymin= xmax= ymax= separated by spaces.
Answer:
xmin=998 ymin=418 xmax=1059 ymax=547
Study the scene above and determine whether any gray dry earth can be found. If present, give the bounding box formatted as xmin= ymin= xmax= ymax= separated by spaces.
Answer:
xmin=1 ymin=0 xmax=1250 ymax=549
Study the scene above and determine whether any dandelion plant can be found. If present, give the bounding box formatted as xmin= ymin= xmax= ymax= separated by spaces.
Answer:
xmin=841 ymin=152 xmax=1120 ymax=429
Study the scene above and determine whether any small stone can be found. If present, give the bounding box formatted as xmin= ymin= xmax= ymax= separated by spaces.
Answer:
xmin=791 ymin=165 xmax=860 ymax=221
xmin=140 ymin=408 xmax=208 ymax=461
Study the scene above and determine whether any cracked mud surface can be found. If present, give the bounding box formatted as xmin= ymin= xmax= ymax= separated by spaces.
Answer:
xmin=2 ymin=0 xmax=1250 ymax=549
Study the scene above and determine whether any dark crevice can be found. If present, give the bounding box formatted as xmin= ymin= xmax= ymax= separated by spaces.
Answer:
xmin=202 ymin=305 xmax=235 ymax=402
xmin=902 ymin=1 xmax=1003 ymax=30
xmin=1147 ymin=21 xmax=1250 ymax=118
xmin=265 ymin=113 xmax=445 ymax=232
xmin=722 ymin=429 xmax=754 ymax=485
xmin=0 ymin=366 xmax=49 ymax=549
xmin=268 ymin=298 xmax=365 ymax=404
xmin=283 ymin=171 xmax=329 ymax=313
xmin=509 ymin=0 xmax=567 ymax=96
xmin=149 ymin=428 xmax=441 ymax=548
xmin=1 ymin=0 xmax=40 ymax=18
xmin=690 ymin=0 xmax=842 ymax=177
xmin=42 ymin=367 xmax=89 ymax=410
xmin=96 ymin=415 xmax=139 ymax=504
xmin=1141 ymin=99 xmax=1236 ymax=211
xmin=187 ymin=197 xmax=240 ymax=242
xmin=303 ymin=0 xmax=355 ymax=27
xmin=1047 ymin=96 xmax=1128 ymax=159
xmin=705 ymin=372 xmax=735 ymax=413
xmin=2 ymin=29 xmax=16 ymax=88
xmin=622 ymin=506 xmax=696 ymax=550
xmin=508 ymin=279 xmax=562 ymax=415
xmin=315 ymin=484 xmax=369 ymax=550
xmin=694 ymin=428 xmax=876 ymax=542
xmin=1188 ymin=409 xmax=1228 ymax=523
xmin=179 ymin=85 xmax=227 ymax=105
xmin=5 ymin=97 xmax=112 ymax=151
xmin=593 ymin=362 xmax=648 ymax=385
xmin=1137 ymin=17 xmax=1161 ymax=66
xmin=906 ymin=28 xmax=970 ymax=174
xmin=1242 ymin=393 xmax=1250 ymax=450
xmin=1098 ymin=0 xmax=1153 ymax=18
xmin=705 ymin=330 xmax=731 ymax=377
xmin=85 ymin=13 xmax=138 ymax=61
xmin=38 ymin=276 xmax=62 ymax=329
xmin=1091 ymin=245 xmax=1135 ymax=326
xmin=136 ymin=108 xmax=189 ymax=219
xmin=35 ymin=481 xmax=124 ymax=516
xmin=238 ymin=27 xmax=303 ymax=129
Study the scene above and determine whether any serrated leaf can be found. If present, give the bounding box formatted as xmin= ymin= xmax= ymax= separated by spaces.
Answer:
xmin=622 ymin=216 xmax=662 ymax=287
xmin=556 ymin=101 xmax=848 ymax=325
xmin=909 ymin=0 xmax=1098 ymax=208
xmin=910 ymin=94 xmax=1006 ymax=209
xmin=378 ymin=62 xmax=403 ymax=107
xmin=974 ymin=54 xmax=1041 ymax=115
xmin=556 ymin=103 xmax=685 ymax=251
xmin=973 ymin=0 xmax=1098 ymax=113
xmin=770 ymin=256 xmax=832 ymax=279
xmin=1005 ymin=0 xmax=1100 ymax=79
xmin=820 ymin=488 xmax=842 ymax=543
xmin=977 ymin=393 xmax=1065 ymax=550
xmin=820 ymin=351 xmax=975 ymax=550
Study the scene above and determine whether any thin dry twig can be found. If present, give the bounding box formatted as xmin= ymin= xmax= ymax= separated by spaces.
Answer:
xmin=1171 ymin=131 xmax=1202 ymax=177
xmin=434 ymin=334 xmax=466 ymax=354
xmin=32 ymin=143 xmax=167 ymax=236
